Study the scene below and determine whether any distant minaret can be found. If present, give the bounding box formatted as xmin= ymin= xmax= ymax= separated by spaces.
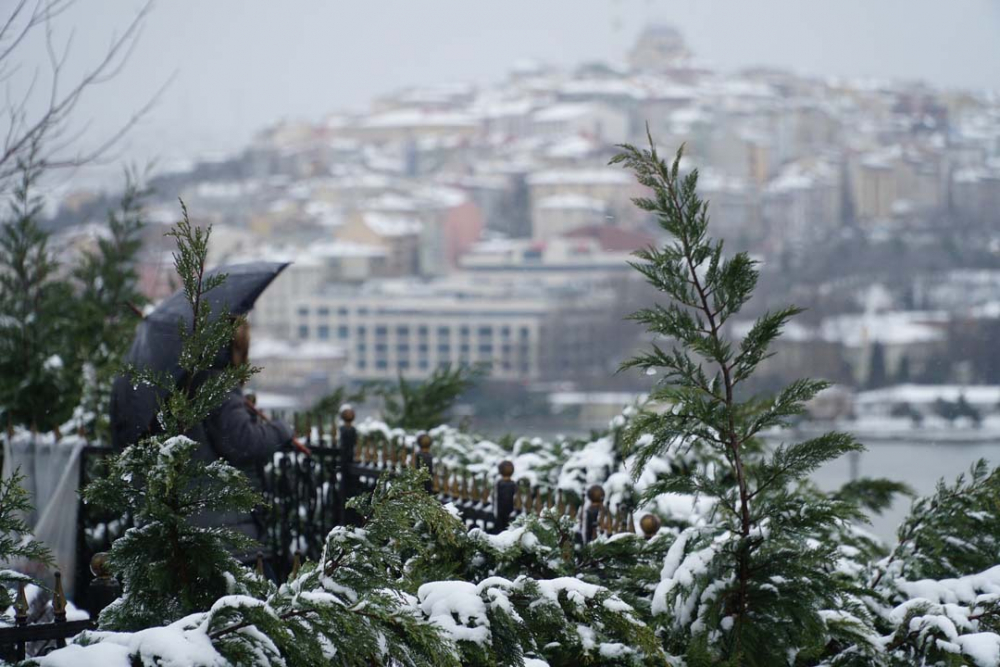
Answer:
xmin=628 ymin=24 xmax=692 ymax=72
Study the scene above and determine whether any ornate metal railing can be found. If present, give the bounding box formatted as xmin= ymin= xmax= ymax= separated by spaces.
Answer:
xmin=74 ymin=407 xmax=659 ymax=606
xmin=0 ymin=572 xmax=92 ymax=662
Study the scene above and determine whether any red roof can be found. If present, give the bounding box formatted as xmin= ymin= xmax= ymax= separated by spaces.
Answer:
xmin=563 ymin=225 xmax=655 ymax=252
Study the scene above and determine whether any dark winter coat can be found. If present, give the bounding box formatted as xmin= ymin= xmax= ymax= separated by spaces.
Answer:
xmin=187 ymin=387 xmax=293 ymax=541
xmin=111 ymin=372 xmax=293 ymax=541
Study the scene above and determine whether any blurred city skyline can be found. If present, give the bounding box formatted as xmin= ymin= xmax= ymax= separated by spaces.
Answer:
xmin=19 ymin=0 xmax=1000 ymax=182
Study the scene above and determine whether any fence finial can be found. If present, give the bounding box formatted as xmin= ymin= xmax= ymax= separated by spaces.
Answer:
xmin=14 ymin=581 xmax=28 ymax=627
xmin=480 ymin=473 xmax=491 ymax=505
xmin=495 ymin=461 xmax=517 ymax=531
xmin=340 ymin=406 xmax=355 ymax=426
xmin=640 ymin=513 xmax=662 ymax=540
xmin=585 ymin=485 xmax=605 ymax=542
xmin=87 ymin=552 xmax=122 ymax=619
xmin=53 ymin=571 xmax=67 ymax=623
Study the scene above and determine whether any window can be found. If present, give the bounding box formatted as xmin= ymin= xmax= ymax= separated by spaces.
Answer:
xmin=356 ymin=359 xmax=367 ymax=370
xmin=438 ymin=326 xmax=450 ymax=337
xmin=438 ymin=344 xmax=451 ymax=354
xmin=376 ymin=343 xmax=387 ymax=354
xmin=460 ymin=344 xmax=470 ymax=354
xmin=398 ymin=343 xmax=410 ymax=355
xmin=460 ymin=326 xmax=470 ymax=337
xmin=520 ymin=327 xmax=530 ymax=339
xmin=298 ymin=325 xmax=308 ymax=339
xmin=317 ymin=325 xmax=330 ymax=340
xmin=419 ymin=359 xmax=429 ymax=370
xmin=418 ymin=326 xmax=428 ymax=337
xmin=501 ymin=326 xmax=511 ymax=339
xmin=357 ymin=325 xmax=367 ymax=336
xmin=418 ymin=343 xmax=429 ymax=353
xmin=376 ymin=326 xmax=388 ymax=337
xmin=338 ymin=326 xmax=349 ymax=339
xmin=376 ymin=359 xmax=388 ymax=370
xmin=317 ymin=307 xmax=330 ymax=317
xmin=357 ymin=307 xmax=369 ymax=315
xmin=338 ymin=307 xmax=349 ymax=316
xmin=297 ymin=306 xmax=309 ymax=317
xmin=479 ymin=343 xmax=493 ymax=355
xmin=398 ymin=359 xmax=410 ymax=370
xmin=357 ymin=342 xmax=367 ymax=354
xmin=478 ymin=326 xmax=492 ymax=337
xmin=396 ymin=325 xmax=409 ymax=337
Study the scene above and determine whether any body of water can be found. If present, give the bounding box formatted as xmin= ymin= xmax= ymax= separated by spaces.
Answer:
xmin=810 ymin=439 xmax=998 ymax=543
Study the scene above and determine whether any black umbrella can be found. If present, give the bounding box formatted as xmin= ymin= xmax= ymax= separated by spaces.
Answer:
xmin=110 ymin=261 xmax=289 ymax=449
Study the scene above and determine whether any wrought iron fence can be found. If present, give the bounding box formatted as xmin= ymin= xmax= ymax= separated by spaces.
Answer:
xmin=73 ymin=408 xmax=652 ymax=606
xmin=0 ymin=573 xmax=91 ymax=662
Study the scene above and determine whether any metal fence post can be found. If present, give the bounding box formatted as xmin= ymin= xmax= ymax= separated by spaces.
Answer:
xmin=338 ymin=407 xmax=360 ymax=526
xmin=585 ymin=484 xmax=605 ymax=543
xmin=494 ymin=460 xmax=516 ymax=532
xmin=415 ymin=433 xmax=433 ymax=493
xmin=86 ymin=552 xmax=121 ymax=621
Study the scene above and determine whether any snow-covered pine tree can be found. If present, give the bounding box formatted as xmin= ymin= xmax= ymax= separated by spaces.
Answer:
xmin=0 ymin=469 xmax=52 ymax=610
xmin=83 ymin=202 xmax=262 ymax=631
xmin=109 ymin=467 xmax=661 ymax=666
xmin=72 ymin=170 xmax=149 ymax=440
xmin=0 ymin=154 xmax=81 ymax=433
xmin=869 ymin=460 xmax=1000 ymax=665
xmin=611 ymin=135 xmax=884 ymax=665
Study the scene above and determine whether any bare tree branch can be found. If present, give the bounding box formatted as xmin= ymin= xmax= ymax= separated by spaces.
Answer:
xmin=0 ymin=0 xmax=161 ymax=189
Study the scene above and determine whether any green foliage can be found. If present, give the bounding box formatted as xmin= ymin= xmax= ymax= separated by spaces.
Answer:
xmin=611 ymin=134 xmax=874 ymax=664
xmin=0 ymin=469 xmax=53 ymax=609
xmin=866 ymin=341 xmax=887 ymax=389
xmin=72 ymin=169 xmax=149 ymax=439
xmin=0 ymin=157 xmax=80 ymax=432
xmin=161 ymin=471 xmax=667 ymax=666
xmin=184 ymin=468 xmax=466 ymax=666
xmin=873 ymin=460 xmax=1000 ymax=587
xmin=0 ymin=159 xmax=149 ymax=435
xmin=311 ymin=384 xmax=368 ymax=416
xmin=375 ymin=364 xmax=484 ymax=431
xmin=933 ymin=395 xmax=982 ymax=426
xmin=126 ymin=201 xmax=254 ymax=436
xmin=834 ymin=477 xmax=913 ymax=516
xmin=84 ymin=436 xmax=261 ymax=630
xmin=83 ymin=203 xmax=264 ymax=631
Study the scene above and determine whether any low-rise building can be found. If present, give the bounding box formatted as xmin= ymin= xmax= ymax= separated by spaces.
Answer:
xmin=281 ymin=277 xmax=617 ymax=382
xmin=531 ymin=194 xmax=607 ymax=239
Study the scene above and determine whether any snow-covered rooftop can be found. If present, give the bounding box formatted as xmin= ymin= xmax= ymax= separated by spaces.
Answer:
xmin=527 ymin=168 xmax=631 ymax=186
xmin=856 ymin=384 xmax=1000 ymax=407
xmin=252 ymin=338 xmax=346 ymax=361
xmin=536 ymin=194 xmax=607 ymax=211
xmin=362 ymin=211 xmax=423 ymax=237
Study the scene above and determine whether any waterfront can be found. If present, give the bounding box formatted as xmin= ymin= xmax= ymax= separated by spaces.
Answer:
xmin=811 ymin=438 xmax=999 ymax=542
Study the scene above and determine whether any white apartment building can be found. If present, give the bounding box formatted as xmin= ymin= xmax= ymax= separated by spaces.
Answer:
xmin=285 ymin=278 xmax=615 ymax=381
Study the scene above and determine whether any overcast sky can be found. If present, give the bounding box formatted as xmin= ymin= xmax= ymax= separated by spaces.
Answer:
xmin=17 ymin=0 xmax=1000 ymax=181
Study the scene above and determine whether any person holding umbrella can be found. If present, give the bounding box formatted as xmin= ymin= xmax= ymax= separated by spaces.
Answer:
xmin=110 ymin=262 xmax=306 ymax=544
